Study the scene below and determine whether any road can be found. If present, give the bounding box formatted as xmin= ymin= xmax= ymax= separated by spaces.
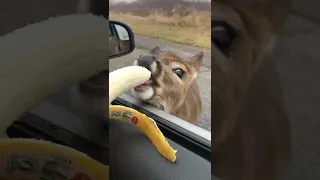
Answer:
xmin=109 ymin=35 xmax=212 ymax=131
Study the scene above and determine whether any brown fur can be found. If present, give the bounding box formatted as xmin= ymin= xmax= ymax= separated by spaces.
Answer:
xmin=136 ymin=47 xmax=203 ymax=124
xmin=212 ymin=0 xmax=292 ymax=180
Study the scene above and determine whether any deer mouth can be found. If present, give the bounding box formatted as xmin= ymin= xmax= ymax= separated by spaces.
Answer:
xmin=133 ymin=78 xmax=153 ymax=92
xmin=132 ymin=76 xmax=156 ymax=101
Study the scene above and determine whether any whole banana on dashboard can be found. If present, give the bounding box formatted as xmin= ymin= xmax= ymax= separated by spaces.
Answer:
xmin=109 ymin=66 xmax=177 ymax=163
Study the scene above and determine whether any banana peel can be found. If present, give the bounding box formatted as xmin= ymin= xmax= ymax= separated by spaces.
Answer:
xmin=109 ymin=66 xmax=177 ymax=163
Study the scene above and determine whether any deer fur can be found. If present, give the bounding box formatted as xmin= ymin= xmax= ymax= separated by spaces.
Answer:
xmin=212 ymin=0 xmax=292 ymax=180
xmin=132 ymin=47 xmax=203 ymax=124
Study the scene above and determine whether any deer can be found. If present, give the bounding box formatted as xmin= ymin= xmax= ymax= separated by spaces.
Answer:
xmin=212 ymin=0 xmax=292 ymax=180
xmin=131 ymin=47 xmax=203 ymax=124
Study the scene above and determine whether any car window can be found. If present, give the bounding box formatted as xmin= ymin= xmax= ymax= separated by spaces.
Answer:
xmin=109 ymin=0 xmax=211 ymax=133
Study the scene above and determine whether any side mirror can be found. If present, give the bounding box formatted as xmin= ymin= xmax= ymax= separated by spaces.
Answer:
xmin=109 ymin=21 xmax=135 ymax=59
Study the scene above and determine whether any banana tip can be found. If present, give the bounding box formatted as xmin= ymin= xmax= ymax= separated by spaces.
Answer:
xmin=171 ymin=150 xmax=178 ymax=163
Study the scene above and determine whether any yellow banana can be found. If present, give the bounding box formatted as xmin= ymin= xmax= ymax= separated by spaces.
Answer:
xmin=0 ymin=138 xmax=108 ymax=180
xmin=109 ymin=66 xmax=177 ymax=163
xmin=109 ymin=105 xmax=177 ymax=163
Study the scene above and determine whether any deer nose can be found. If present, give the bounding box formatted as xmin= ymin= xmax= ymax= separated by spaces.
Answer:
xmin=136 ymin=55 xmax=156 ymax=71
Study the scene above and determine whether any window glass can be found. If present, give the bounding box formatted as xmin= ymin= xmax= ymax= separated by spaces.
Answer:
xmin=109 ymin=0 xmax=211 ymax=132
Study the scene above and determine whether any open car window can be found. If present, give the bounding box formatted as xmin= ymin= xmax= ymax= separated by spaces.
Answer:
xmin=109 ymin=0 xmax=211 ymax=151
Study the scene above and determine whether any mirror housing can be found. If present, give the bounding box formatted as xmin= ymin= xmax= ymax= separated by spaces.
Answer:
xmin=78 ymin=21 xmax=135 ymax=97
xmin=109 ymin=20 xmax=135 ymax=59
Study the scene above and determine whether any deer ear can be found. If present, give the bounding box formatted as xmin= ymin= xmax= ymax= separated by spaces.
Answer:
xmin=150 ymin=46 xmax=161 ymax=55
xmin=191 ymin=51 xmax=203 ymax=72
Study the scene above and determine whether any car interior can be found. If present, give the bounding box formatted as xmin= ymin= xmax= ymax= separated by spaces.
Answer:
xmin=1 ymin=0 xmax=213 ymax=179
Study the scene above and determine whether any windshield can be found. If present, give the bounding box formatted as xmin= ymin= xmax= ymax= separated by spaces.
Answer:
xmin=109 ymin=0 xmax=211 ymax=136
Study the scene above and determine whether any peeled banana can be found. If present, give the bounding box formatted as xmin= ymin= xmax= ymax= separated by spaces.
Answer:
xmin=109 ymin=66 xmax=151 ymax=104
xmin=109 ymin=66 xmax=177 ymax=163
xmin=0 ymin=14 xmax=109 ymax=137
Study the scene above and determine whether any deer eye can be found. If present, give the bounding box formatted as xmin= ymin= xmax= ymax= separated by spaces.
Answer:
xmin=173 ymin=68 xmax=184 ymax=79
xmin=212 ymin=21 xmax=236 ymax=56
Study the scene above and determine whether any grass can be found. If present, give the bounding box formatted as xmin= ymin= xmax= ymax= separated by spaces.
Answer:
xmin=110 ymin=8 xmax=210 ymax=49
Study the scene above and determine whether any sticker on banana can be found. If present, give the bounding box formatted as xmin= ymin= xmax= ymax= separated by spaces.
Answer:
xmin=109 ymin=66 xmax=177 ymax=163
